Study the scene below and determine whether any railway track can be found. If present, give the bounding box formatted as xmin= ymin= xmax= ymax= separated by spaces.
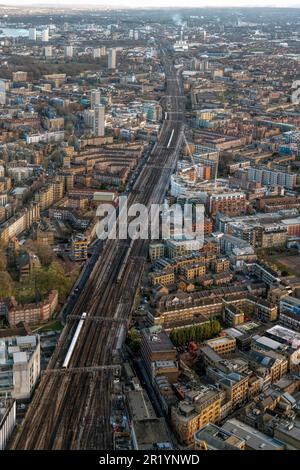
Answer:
xmin=11 ymin=48 xmax=185 ymax=450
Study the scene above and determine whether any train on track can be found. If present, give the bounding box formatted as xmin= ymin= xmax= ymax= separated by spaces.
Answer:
xmin=62 ymin=312 xmax=87 ymax=368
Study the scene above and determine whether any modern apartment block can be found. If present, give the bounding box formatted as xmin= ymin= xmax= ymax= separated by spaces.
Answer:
xmin=0 ymin=335 xmax=40 ymax=400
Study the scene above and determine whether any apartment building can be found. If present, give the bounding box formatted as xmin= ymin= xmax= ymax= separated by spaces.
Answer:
xmin=279 ymin=296 xmax=300 ymax=332
xmin=34 ymin=177 xmax=64 ymax=211
xmin=204 ymin=336 xmax=236 ymax=356
xmin=166 ymin=238 xmax=202 ymax=259
xmin=8 ymin=290 xmax=58 ymax=326
xmin=212 ymin=257 xmax=230 ymax=273
xmin=171 ymin=387 xmax=221 ymax=444
xmin=223 ymin=304 xmax=245 ymax=327
xmin=0 ymin=203 xmax=40 ymax=245
xmin=248 ymin=166 xmax=297 ymax=190
xmin=207 ymin=192 xmax=247 ymax=217
xmin=149 ymin=243 xmax=165 ymax=261
xmin=71 ymin=236 xmax=88 ymax=261
xmin=149 ymin=271 xmax=175 ymax=286
xmin=180 ymin=262 xmax=206 ymax=280
xmin=207 ymin=368 xmax=249 ymax=409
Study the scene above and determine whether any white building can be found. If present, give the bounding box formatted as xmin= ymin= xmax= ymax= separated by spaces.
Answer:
xmin=0 ymin=399 xmax=16 ymax=450
xmin=0 ymin=335 xmax=40 ymax=400
xmin=108 ymin=48 xmax=117 ymax=69
xmin=64 ymin=45 xmax=73 ymax=58
xmin=93 ymin=105 xmax=105 ymax=137
xmin=41 ymin=28 xmax=49 ymax=42
xmin=25 ymin=131 xmax=65 ymax=144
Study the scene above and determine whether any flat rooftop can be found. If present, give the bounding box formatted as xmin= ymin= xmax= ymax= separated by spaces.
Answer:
xmin=133 ymin=418 xmax=171 ymax=450
xmin=126 ymin=389 xmax=156 ymax=422
xmin=222 ymin=418 xmax=284 ymax=450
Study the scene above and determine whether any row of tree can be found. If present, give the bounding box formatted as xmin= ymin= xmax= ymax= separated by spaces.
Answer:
xmin=169 ymin=319 xmax=221 ymax=347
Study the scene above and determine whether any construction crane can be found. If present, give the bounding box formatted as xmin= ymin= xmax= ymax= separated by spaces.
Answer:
xmin=182 ymin=132 xmax=202 ymax=179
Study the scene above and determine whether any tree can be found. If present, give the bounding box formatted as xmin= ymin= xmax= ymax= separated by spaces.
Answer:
xmin=127 ymin=328 xmax=141 ymax=353
xmin=170 ymin=320 xmax=221 ymax=347
xmin=34 ymin=243 xmax=54 ymax=268
xmin=0 ymin=271 xmax=14 ymax=299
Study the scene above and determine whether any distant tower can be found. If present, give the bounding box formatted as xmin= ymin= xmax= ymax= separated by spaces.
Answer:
xmin=108 ymin=48 xmax=116 ymax=70
xmin=90 ymin=89 xmax=101 ymax=109
xmin=29 ymin=27 xmax=37 ymax=41
xmin=42 ymin=28 xmax=49 ymax=42
xmin=64 ymin=45 xmax=73 ymax=58
xmin=93 ymin=105 xmax=105 ymax=137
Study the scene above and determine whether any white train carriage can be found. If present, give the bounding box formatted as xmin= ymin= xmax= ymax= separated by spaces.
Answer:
xmin=62 ymin=312 xmax=87 ymax=369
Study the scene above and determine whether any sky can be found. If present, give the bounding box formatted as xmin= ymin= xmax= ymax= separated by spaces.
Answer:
xmin=1 ymin=0 xmax=300 ymax=7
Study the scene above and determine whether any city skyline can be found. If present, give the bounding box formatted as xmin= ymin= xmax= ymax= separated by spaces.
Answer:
xmin=1 ymin=0 xmax=300 ymax=8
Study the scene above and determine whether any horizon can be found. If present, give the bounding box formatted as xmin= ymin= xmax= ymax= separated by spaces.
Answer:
xmin=1 ymin=1 xmax=300 ymax=9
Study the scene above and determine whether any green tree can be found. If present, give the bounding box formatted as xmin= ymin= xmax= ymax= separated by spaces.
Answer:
xmin=0 ymin=271 xmax=14 ymax=299
xmin=127 ymin=328 xmax=141 ymax=353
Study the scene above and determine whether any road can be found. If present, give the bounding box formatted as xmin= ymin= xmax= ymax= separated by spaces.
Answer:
xmin=11 ymin=46 xmax=185 ymax=450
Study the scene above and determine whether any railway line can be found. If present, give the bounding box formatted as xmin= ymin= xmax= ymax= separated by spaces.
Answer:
xmin=11 ymin=47 xmax=185 ymax=450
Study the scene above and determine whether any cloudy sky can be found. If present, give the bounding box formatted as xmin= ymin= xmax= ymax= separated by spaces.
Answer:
xmin=1 ymin=0 xmax=300 ymax=7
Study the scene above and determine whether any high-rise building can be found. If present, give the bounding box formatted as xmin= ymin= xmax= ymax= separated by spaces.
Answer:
xmin=44 ymin=46 xmax=53 ymax=58
xmin=108 ymin=48 xmax=116 ymax=69
xmin=93 ymin=105 xmax=105 ymax=137
xmin=29 ymin=27 xmax=37 ymax=41
xmin=64 ymin=45 xmax=73 ymax=58
xmin=90 ymin=89 xmax=101 ymax=109
xmin=0 ymin=80 xmax=6 ymax=105
xmin=41 ymin=28 xmax=49 ymax=42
